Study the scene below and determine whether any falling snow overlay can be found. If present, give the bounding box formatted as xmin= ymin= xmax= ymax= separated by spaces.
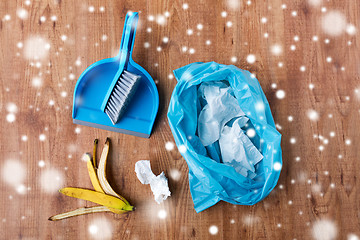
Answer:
xmin=0 ymin=0 xmax=359 ymax=239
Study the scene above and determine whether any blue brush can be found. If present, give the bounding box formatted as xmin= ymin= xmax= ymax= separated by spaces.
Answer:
xmin=101 ymin=13 xmax=141 ymax=124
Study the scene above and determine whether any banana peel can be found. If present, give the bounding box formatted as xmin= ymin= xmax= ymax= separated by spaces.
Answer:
xmin=59 ymin=187 xmax=133 ymax=211
xmin=49 ymin=138 xmax=134 ymax=221
xmin=97 ymin=138 xmax=130 ymax=205
xmin=48 ymin=206 xmax=111 ymax=221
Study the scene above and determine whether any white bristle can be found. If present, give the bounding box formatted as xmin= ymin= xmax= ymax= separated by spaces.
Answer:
xmin=105 ymin=70 xmax=141 ymax=124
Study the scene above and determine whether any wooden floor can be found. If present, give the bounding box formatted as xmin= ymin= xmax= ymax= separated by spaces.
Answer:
xmin=1 ymin=0 xmax=359 ymax=239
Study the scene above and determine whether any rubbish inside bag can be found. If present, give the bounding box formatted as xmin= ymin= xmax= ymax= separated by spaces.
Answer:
xmin=197 ymin=81 xmax=263 ymax=178
xmin=135 ymin=160 xmax=171 ymax=204
xmin=167 ymin=62 xmax=282 ymax=212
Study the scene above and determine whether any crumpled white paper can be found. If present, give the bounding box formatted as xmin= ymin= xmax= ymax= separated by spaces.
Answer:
xmin=198 ymin=81 xmax=247 ymax=146
xmin=219 ymin=118 xmax=263 ymax=178
xmin=197 ymin=81 xmax=263 ymax=177
xmin=135 ymin=160 xmax=171 ymax=204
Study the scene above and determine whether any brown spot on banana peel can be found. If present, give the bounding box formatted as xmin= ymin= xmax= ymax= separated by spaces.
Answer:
xmin=93 ymin=139 xmax=98 ymax=168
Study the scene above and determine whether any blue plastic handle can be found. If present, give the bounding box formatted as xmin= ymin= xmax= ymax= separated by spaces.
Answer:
xmin=118 ymin=12 xmax=138 ymax=64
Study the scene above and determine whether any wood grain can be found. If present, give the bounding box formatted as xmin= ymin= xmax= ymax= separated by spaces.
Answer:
xmin=1 ymin=0 xmax=360 ymax=239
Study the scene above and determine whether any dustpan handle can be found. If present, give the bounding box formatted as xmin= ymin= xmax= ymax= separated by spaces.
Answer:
xmin=118 ymin=12 xmax=138 ymax=63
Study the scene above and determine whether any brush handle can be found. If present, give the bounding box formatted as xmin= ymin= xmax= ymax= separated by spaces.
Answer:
xmin=119 ymin=12 xmax=138 ymax=65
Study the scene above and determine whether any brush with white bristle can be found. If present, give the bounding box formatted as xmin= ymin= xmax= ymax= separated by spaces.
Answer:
xmin=104 ymin=70 xmax=141 ymax=124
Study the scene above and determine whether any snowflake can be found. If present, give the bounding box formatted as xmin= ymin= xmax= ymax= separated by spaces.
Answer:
xmin=88 ymin=217 xmax=113 ymax=239
xmin=39 ymin=134 xmax=46 ymax=141
xmin=346 ymin=24 xmax=356 ymax=35
xmin=348 ymin=233 xmax=360 ymax=240
xmin=308 ymin=0 xmax=322 ymax=7
xmin=32 ymin=76 xmax=43 ymax=87
xmin=307 ymin=109 xmax=319 ymax=121
xmin=246 ymin=54 xmax=256 ymax=64
xmin=38 ymin=160 xmax=45 ymax=167
xmin=169 ymin=168 xmax=181 ymax=181
xmin=165 ymin=141 xmax=175 ymax=151
xmin=6 ymin=102 xmax=18 ymax=113
xmin=209 ymin=225 xmax=218 ymax=235
xmin=178 ymin=145 xmax=187 ymax=153
xmin=271 ymin=44 xmax=283 ymax=56
xmin=16 ymin=8 xmax=28 ymax=20
xmin=40 ymin=169 xmax=64 ymax=193
xmin=321 ymin=11 xmax=346 ymax=36
xmin=3 ymin=14 xmax=11 ymax=21
xmin=24 ymin=36 xmax=50 ymax=60
xmin=88 ymin=6 xmax=95 ymax=13
xmin=273 ymin=162 xmax=282 ymax=171
xmin=276 ymin=89 xmax=285 ymax=99
xmin=157 ymin=209 xmax=167 ymax=219
xmin=156 ymin=14 xmax=166 ymax=25
xmin=2 ymin=159 xmax=26 ymax=187
xmin=6 ymin=113 xmax=16 ymax=123
xmin=226 ymin=0 xmax=241 ymax=9
xmin=246 ymin=129 xmax=256 ymax=138
xmin=61 ymin=35 xmax=67 ymax=41
xmin=312 ymin=219 xmax=337 ymax=240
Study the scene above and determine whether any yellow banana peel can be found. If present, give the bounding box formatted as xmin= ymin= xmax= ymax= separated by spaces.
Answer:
xmin=49 ymin=206 xmax=111 ymax=221
xmin=59 ymin=187 xmax=133 ymax=211
xmin=86 ymin=154 xmax=104 ymax=193
xmin=49 ymin=138 xmax=134 ymax=221
xmin=97 ymin=138 xmax=130 ymax=205
xmin=86 ymin=154 xmax=127 ymax=215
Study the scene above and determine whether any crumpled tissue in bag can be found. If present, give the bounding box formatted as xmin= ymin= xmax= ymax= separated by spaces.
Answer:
xmin=197 ymin=81 xmax=246 ymax=146
xmin=135 ymin=160 xmax=171 ymax=204
xmin=219 ymin=118 xmax=263 ymax=178
xmin=197 ymin=81 xmax=263 ymax=177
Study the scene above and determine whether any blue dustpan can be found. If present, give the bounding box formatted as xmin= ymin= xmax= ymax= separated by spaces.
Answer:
xmin=72 ymin=12 xmax=159 ymax=138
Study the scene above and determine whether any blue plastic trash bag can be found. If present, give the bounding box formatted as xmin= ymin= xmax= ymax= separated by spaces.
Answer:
xmin=167 ymin=62 xmax=282 ymax=213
